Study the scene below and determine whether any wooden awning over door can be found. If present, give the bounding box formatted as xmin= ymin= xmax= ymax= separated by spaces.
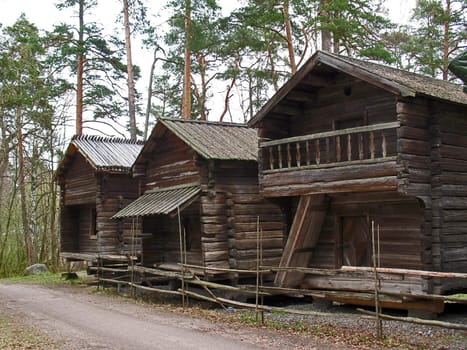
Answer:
xmin=112 ymin=183 xmax=200 ymax=218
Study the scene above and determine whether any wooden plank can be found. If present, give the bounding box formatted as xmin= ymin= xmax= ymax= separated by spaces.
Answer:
xmin=275 ymin=195 xmax=329 ymax=287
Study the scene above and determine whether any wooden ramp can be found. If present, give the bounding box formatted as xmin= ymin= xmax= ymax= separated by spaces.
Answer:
xmin=275 ymin=195 xmax=329 ymax=287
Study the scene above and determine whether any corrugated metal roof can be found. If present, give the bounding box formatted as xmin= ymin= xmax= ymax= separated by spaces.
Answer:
xmin=70 ymin=135 xmax=143 ymax=173
xmin=112 ymin=184 xmax=200 ymax=218
xmin=158 ymin=118 xmax=258 ymax=161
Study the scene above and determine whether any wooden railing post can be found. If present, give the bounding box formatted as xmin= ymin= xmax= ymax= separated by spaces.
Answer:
xmin=347 ymin=134 xmax=352 ymax=161
xmin=336 ymin=136 xmax=341 ymax=162
xmin=268 ymin=147 xmax=274 ymax=170
xmin=259 ymin=122 xmax=399 ymax=171
xmin=382 ymin=132 xmax=387 ymax=158
xmin=358 ymin=133 xmax=364 ymax=160
xmin=296 ymin=143 xmax=301 ymax=167
xmin=370 ymin=131 xmax=375 ymax=159
xmin=278 ymin=145 xmax=283 ymax=169
xmin=315 ymin=139 xmax=320 ymax=165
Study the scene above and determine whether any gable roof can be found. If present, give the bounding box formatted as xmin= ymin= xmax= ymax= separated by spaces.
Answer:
xmin=136 ymin=118 xmax=258 ymax=167
xmin=248 ymin=50 xmax=467 ymax=126
xmin=56 ymin=135 xmax=144 ymax=179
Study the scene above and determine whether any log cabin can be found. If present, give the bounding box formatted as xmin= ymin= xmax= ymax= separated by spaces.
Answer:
xmin=248 ymin=51 xmax=467 ymax=311
xmin=113 ymin=118 xmax=285 ymax=279
xmin=56 ymin=135 xmax=143 ymax=259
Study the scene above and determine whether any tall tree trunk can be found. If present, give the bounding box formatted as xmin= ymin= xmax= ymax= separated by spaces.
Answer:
xmin=76 ymin=0 xmax=84 ymax=135
xmin=442 ymin=0 xmax=451 ymax=81
xmin=123 ymin=0 xmax=137 ymax=140
xmin=144 ymin=48 xmax=158 ymax=140
xmin=181 ymin=0 xmax=192 ymax=119
xmin=198 ymin=54 xmax=207 ymax=121
xmin=16 ymin=108 xmax=33 ymax=265
xmin=283 ymin=0 xmax=296 ymax=73
xmin=319 ymin=0 xmax=332 ymax=52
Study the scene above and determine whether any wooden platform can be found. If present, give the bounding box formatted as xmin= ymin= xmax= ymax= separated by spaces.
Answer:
xmin=60 ymin=252 xmax=138 ymax=262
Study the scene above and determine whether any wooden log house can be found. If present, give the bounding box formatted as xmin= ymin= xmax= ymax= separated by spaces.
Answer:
xmin=113 ymin=118 xmax=285 ymax=279
xmin=248 ymin=51 xmax=467 ymax=311
xmin=56 ymin=135 xmax=143 ymax=258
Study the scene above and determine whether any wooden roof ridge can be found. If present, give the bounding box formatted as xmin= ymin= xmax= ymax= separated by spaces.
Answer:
xmin=248 ymin=50 xmax=467 ymax=126
xmin=71 ymin=134 xmax=144 ymax=145
xmin=159 ymin=117 xmax=249 ymax=128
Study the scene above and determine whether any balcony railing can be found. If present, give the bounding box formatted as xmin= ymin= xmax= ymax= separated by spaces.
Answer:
xmin=260 ymin=122 xmax=399 ymax=172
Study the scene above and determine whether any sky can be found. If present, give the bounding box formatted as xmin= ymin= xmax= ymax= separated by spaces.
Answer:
xmin=0 ymin=0 xmax=417 ymax=135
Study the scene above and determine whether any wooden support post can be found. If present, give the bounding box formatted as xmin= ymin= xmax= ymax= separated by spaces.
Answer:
xmin=315 ymin=139 xmax=320 ymax=165
xmin=382 ymin=132 xmax=387 ymax=158
xmin=296 ymin=143 xmax=301 ymax=167
xmin=306 ymin=140 xmax=311 ymax=166
xmin=370 ymin=131 xmax=375 ymax=159
xmin=178 ymin=206 xmax=185 ymax=308
xmin=347 ymin=134 xmax=351 ymax=161
xmin=275 ymin=195 xmax=329 ymax=287
xmin=358 ymin=133 xmax=364 ymax=160
xmin=268 ymin=147 xmax=274 ymax=170
xmin=278 ymin=145 xmax=282 ymax=169
xmin=372 ymin=221 xmax=383 ymax=340
xmin=287 ymin=143 xmax=292 ymax=168
xmin=336 ymin=136 xmax=341 ymax=162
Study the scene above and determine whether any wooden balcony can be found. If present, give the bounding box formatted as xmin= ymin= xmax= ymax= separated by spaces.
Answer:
xmin=259 ymin=122 xmax=401 ymax=197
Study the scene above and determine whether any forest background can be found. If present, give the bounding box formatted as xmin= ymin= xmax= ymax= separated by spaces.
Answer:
xmin=0 ymin=0 xmax=465 ymax=276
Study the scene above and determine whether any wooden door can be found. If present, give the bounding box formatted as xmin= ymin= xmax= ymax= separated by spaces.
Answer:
xmin=340 ymin=215 xmax=370 ymax=267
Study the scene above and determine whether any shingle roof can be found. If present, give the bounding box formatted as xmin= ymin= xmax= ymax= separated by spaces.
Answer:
xmin=326 ymin=52 xmax=467 ymax=105
xmin=249 ymin=50 xmax=467 ymax=126
xmin=56 ymin=135 xmax=144 ymax=178
xmin=142 ymin=118 xmax=258 ymax=162
xmin=112 ymin=183 xmax=200 ymax=218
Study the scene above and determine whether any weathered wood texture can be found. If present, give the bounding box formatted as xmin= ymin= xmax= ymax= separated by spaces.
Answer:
xmin=141 ymin=133 xmax=199 ymax=191
xmin=97 ymin=174 xmax=140 ymax=255
xmin=437 ymin=103 xmax=467 ymax=292
xmin=200 ymin=160 xmax=286 ymax=271
xmin=60 ymin=154 xmax=141 ymax=255
xmin=254 ymin=70 xmax=467 ymax=296
xmin=63 ymin=153 xmax=96 ymax=205
xmin=142 ymin=199 xmax=202 ymax=267
xmin=275 ymin=195 xmax=328 ymax=287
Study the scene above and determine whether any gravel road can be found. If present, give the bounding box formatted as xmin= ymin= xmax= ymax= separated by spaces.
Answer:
xmin=0 ymin=283 xmax=342 ymax=350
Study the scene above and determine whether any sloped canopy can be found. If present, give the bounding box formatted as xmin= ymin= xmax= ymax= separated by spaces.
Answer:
xmin=112 ymin=183 xmax=200 ymax=218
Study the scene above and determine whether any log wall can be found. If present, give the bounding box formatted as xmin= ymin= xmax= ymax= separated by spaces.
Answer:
xmin=143 ymin=133 xmax=199 ymax=191
xmin=96 ymin=174 xmax=140 ymax=255
xmin=63 ymin=153 xmax=96 ymax=205
xmin=298 ymin=192 xmax=426 ymax=293
xmin=204 ymin=160 xmax=286 ymax=271
xmin=438 ymin=103 xmax=467 ymax=292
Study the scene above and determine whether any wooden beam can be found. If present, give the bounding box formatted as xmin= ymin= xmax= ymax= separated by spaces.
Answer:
xmin=275 ymin=195 xmax=329 ymax=287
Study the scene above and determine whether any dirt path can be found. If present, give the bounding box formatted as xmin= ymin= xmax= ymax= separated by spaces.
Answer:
xmin=0 ymin=283 xmax=338 ymax=350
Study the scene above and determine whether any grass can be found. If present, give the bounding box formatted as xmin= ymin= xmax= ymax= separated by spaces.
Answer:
xmin=0 ymin=272 xmax=67 ymax=285
xmin=0 ymin=271 xmax=94 ymax=286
